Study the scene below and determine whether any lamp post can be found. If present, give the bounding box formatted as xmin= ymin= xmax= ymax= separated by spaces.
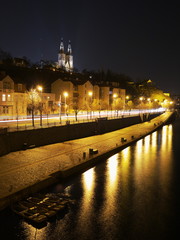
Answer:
xmin=59 ymin=95 xmax=62 ymax=123
xmin=63 ymin=92 xmax=68 ymax=120
xmin=113 ymin=93 xmax=117 ymax=117
xmin=37 ymin=85 xmax=43 ymax=126
xmin=88 ymin=91 xmax=93 ymax=119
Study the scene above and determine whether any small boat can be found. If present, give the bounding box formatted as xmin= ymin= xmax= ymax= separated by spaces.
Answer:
xmin=12 ymin=202 xmax=47 ymax=229
xmin=11 ymin=192 xmax=74 ymax=228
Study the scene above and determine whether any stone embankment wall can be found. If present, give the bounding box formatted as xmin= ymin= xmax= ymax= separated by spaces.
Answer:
xmin=0 ymin=113 xmax=160 ymax=156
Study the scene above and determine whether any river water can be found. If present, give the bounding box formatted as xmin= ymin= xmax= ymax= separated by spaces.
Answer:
xmin=1 ymin=115 xmax=180 ymax=240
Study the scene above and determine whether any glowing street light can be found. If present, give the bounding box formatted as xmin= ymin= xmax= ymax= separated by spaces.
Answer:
xmin=88 ymin=91 xmax=93 ymax=97
xmin=37 ymin=85 xmax=43 ymax=92
xmin=113 ymin=93 xmax=118 ymax=117
xmin=113 ymin=93 xmax=118 ymax=98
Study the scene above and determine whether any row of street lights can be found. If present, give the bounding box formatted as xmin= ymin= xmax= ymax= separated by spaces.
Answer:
xmin=34 ymin=86 xmax=174 ymax=126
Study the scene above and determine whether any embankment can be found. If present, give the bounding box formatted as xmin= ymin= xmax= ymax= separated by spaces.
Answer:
xmin=0 ymin=113 xmax=160 ymax=156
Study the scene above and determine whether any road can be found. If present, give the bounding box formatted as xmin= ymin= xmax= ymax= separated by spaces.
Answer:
xmin=0 ymin=108 xmax=165 ymax=132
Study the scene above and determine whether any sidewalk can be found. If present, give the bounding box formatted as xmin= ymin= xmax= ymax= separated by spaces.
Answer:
xmin=0 ymin=112 xmax=173 ymax=210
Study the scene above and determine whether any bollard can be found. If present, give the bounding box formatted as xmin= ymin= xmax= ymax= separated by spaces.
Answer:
xmin=83 ymin=152 xmax=86 ymax=159
xmin=121 ymin=137 xmax=127 ymax=143
xmin=89 ymin=148 xmax=93 ymax=155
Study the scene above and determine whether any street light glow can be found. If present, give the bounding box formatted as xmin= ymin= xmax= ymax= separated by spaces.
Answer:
xmin=113 ymin=93 xmax=118 ymax=98
xmin=88 ymin=91 xmax=93 ymax=97
xmin=37 ymin=85 xmax=43 ymax=92
xmin=63 ymin=92 xmax=68 ymax=97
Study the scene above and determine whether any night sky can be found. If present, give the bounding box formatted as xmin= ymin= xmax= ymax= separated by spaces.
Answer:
xmin=0 ymin=0 xmax=179 ymax=94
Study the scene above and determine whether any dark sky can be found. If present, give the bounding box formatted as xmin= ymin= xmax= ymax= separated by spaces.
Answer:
xmin=0 ymin=0 xmax=179 ymax=94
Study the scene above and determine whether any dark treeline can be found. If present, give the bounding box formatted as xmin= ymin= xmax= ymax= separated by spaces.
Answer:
xmin=0 ymin=49 xmax=168 ymax=102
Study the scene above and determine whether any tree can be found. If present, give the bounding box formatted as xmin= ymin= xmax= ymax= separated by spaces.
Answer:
xmin=27 ymin=89 xmax=41 ymax=126
xmin=0 ymin=49 xmax=13 ymax=64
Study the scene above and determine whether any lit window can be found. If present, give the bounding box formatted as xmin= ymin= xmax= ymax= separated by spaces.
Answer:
xmin=7 ymin=94 xmax=11 ymax=101
xmin=2 ymin=94 xmax=6 ymax=101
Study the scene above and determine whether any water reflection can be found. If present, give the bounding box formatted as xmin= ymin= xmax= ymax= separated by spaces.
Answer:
xmin=99 ymin=153 xmax=119 ymax=235
xmin=132 ymin=125 xmax=173 ymax=236
xmin=22 ymin=221 xmax=47 ymax=240
xmin=121 ymin=147 xmax=130 ymax=184
xmin=76 ymin=168 xmax=95 ymax=237
xmin=18 ymin=123 xmax=175 ymax=240
xmin=159 ymin=124 xmax=173 ymax=189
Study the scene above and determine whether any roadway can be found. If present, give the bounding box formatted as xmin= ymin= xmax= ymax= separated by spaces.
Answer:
xmin=0 ymin=108 xmax=165 ymax=132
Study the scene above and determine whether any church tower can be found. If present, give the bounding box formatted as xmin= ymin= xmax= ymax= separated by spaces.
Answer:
xmin=65 ymin=40 xmax=73 ymax=72
xmin=58 ymin=38 xmax=66 ymax=68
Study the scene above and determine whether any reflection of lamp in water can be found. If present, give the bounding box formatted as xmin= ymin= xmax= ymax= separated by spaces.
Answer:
xmin=152 ymin=131 xmax=157 ymax=148
xmin=103 ymin=153 xmax=119 ymax=219
xmin=81 ymin=168 xmax=95 ymax=214
xmin=144 ymin=135 xmax=150 ymax=150
xmin=83 ymin=168 xmax=95 ymax=192
xmin=107 ymin=154 xmax=118 ymax=185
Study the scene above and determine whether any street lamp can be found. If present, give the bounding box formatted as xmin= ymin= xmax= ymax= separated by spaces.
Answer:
xmin=59 ymin=95 xmax=62 ymax=123
xmin=125 ymin=95 xmax=130 ymax=111
xmin=63 ymin=92 xmax=68 ymax=119
xmin=113 ymin=93 xmax=118 ymax=117
xmin=37 ymin=85 xmax=43 ymax=126
xmin=139 ymin=97 xmax=143 ymax=112
xmin=88 ymin=91 xmax=93 ymax=119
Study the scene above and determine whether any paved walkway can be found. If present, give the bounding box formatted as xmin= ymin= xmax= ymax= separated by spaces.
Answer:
xmin=0 ymin=112 xmax=172 ymax=209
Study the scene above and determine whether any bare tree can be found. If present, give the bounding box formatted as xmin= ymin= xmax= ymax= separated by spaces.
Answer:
xmin=27 ymin=89 xmax=41 ymax=127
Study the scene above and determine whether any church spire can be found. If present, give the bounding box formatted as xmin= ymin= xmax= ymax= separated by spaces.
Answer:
xmin=59 ymin=38 xmax=64 ymax=53
xmin=67 ymin=40 xmax=72 ymax=55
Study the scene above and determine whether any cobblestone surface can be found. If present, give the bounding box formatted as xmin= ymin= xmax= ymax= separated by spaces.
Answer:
xmin=0 ymin=112 xmax=172 ymax=201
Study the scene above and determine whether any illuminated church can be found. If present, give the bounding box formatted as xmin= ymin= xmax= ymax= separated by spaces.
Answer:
xmin=57 ymin=38 xmax=73 ymax=72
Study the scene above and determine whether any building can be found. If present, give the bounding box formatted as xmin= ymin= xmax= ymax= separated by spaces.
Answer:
xmin=0 ymin=73 xmax=27 ymax=119
xmin=51 ymin=78 xmax=126 ymax=113
xmin=0 ymin=72 xmax=56 ymax=119
xmin=57 ymin=39 xmax=73 ymax=72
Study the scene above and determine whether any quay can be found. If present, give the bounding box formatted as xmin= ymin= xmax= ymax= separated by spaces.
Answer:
xmin=0 ymin=111 xmax=174 ymax=211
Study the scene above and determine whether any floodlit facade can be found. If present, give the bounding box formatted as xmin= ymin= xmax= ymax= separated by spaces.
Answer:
xmin=0 ymin=73 xmax=56 ymax=119
xmin=57 ymin=39 xmax=73 ymax=72
xmin=0 ymin=75 xmax=28 ymax=118
xmin=51 ymin=78 xmax=126 ymax=112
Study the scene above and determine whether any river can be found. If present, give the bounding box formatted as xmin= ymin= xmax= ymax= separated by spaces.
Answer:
xmin=1 ymin=114 xmax=180 ymax=240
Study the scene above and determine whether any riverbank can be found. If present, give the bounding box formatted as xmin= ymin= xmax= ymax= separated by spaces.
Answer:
xmin=0 ymin=111 xmax=174 ymax=211
xmin=0 ymin=112 xmax=161 ymax=156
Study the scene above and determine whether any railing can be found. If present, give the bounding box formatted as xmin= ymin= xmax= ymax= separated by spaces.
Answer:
xmin=0 ymin=108 xmax=166 ymax=133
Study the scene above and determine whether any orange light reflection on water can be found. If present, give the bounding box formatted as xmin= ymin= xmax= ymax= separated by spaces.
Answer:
xmin=159 ymin=124 xmax=173 ymax=186
xmin=21 ymin=221 xmax=47 ymax=240
xmin=76 ymin=168 xmax=95 ymax=234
